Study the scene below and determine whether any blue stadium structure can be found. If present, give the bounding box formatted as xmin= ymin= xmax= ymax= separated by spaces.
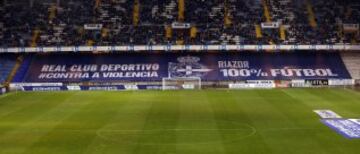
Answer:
xmin=0 ymin=0 xmax=359 ymax=91
xmin=0 ymin=54 xmax=16 ymax=83
xmin=11 ymin=52 xmax=352 ymax=83
xmin=1 ymin=2 xmax=360 ymax=153
xmin=0 ymin=51 xmax=358 ymax=91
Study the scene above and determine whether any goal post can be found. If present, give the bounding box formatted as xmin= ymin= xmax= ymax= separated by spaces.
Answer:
xmin=162 ymin=77 xmax=202 ymax=90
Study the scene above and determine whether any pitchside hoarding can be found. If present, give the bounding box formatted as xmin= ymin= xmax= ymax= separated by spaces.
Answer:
xmin=17 ymin=85 xmax=163 ymax=91
xmin=14 ymin=52 xmax=351 ymax=83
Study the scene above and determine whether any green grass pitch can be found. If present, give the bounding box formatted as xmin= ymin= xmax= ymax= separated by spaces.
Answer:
xmin=0 ymin=89 xmax=360 ymax=154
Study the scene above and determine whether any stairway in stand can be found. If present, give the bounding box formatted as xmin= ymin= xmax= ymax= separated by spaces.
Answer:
xmin=341 ymin=53 xmax=360 ymax=79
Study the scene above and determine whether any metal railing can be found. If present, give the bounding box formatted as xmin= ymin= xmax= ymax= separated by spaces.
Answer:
xmin=1 ymin=45 xmax=360 ymax=53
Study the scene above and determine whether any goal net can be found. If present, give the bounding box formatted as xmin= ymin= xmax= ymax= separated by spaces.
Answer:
xmin=162 ymin=77 xmax=201 ymax=90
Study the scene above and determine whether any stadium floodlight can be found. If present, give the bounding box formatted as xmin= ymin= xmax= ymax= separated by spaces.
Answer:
xmin=162 ymin=77 xmax=201 ymax=90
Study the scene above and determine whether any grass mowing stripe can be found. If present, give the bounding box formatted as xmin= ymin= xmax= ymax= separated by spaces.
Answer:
xmin=254 ymin=89 xmax=319 ymax=154
xmin=277 ymin=89 xmax=338 ymax=154
xmin=0 ymin=90 xmax=359 ymax=154
xmin=283 ymin=89 xmax=360 ymax=154
xmin=331 ymin=89 xmax=360 ymax=105
xmin=310 ymin=88 xmax=360 ymax=153
xmin=244 ymin=90 xmax=297 ymax=154
xmin=85 ymin=91 xmax=156 ymax=154
xmin=0 ymin=92 xmax=78 ymax=154
xmin=0 ymin=93 xmax=58 ymax=118
xmin=175 ymin=91 xmax=225 ymax=154
xmin=306 ymin=89 xmax=360 ymax=118
xmin=275 ymin=89 xmax=322 ymax=127
xmin=0 ymin=92 xmax=16 ymax=99
xmin=327 ymin=89 xmax=360 ymax=118
xmin=343 ymin=88 xmax=360 ymax=96
xmin=26 ymin=92 xmax=122 ymax=154
xmin=132 ymin=91 xmax=179 ymax=154
xmin=0 ymin=92 xmax=71 ymax=133
xmin=226 ymin=90 xmax=275 ymax=154
xmin=256 ymin=90 xmax=299 ymax=128
xmin=206 ymin=91 xmax=258 ymax=154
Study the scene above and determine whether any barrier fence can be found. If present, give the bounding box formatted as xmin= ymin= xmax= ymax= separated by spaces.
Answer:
xmin=1 ymin=45 xmax=360 ymax=53
xmin=9 ymin=79 xmax=356 ymax=91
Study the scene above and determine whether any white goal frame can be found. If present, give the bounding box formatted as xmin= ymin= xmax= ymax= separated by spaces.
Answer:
xmin=162 ymin=77 xmax=202 ymax=90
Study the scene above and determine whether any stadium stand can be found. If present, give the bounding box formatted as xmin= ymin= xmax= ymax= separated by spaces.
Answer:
xmin=0 ymin=0 xmax=359 ymax=91
xmin=341 ymin=53 xmax=360 ymax=79
xmin=0 ymin=55 xmax=17 ymax=85
xmin=0 ymin=0 xmax=359 ymax=47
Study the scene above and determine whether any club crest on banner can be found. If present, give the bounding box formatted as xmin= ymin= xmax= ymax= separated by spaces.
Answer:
xmin=168 ymin=56 xmax=212 ymax=78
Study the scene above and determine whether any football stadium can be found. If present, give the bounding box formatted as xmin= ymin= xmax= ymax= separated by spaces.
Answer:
xmin=0 ymin=0 xmax=360 ymax=153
